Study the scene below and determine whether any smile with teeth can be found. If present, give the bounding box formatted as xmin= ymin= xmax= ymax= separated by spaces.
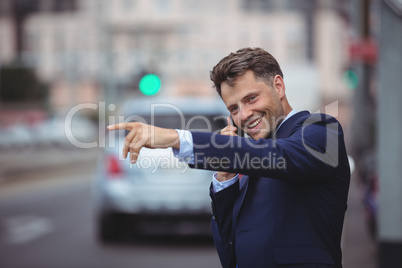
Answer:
xmin=247 ymin=118 xmax=262 ymax=129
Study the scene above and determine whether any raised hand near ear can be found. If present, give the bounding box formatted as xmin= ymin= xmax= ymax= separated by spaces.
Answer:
xmin=216 ymin=117 xmax=238 ymax=182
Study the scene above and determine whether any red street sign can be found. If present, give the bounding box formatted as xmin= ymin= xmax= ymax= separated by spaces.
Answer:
xmin=348 ymin=38 xmax=378 ymax=65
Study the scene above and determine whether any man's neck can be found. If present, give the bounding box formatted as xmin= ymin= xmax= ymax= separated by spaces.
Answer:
xmin=273 ymin=109 xmax=297 ymax=136
xmin=283 ymin=103 xmax=293 ymax=118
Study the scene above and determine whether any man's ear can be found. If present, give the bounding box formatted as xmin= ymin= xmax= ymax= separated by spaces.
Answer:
xmin=273 ymin=75 xmax=285 ymax=99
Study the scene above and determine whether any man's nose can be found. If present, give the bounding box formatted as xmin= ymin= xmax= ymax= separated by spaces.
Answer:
xmin=240 ymin=107 xmax=253 ymax=124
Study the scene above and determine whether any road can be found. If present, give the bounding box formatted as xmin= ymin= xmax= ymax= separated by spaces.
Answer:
xmin=0 ymin=149 xmax=220 ymax=268
xmin=0 ymin=148 xmax=377 ymax=268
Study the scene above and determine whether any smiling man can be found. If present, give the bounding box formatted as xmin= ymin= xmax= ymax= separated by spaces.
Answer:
xmin=218 ymin=61 xmax=289 ymax=141
xmin=108 ymin=47 xmax=350 ymax=268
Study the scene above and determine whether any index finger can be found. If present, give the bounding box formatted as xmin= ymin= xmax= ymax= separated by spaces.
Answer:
xmin=227 ymin=116 xmax=232 ymax=127
xmin=107 ymin=122 xmax=129 ymax=131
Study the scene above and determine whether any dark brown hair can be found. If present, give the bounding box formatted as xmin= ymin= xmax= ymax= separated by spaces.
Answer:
xmin=210 ymin=47 xmax=284 ymax=96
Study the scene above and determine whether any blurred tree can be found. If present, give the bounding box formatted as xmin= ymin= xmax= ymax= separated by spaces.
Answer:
xmin=0 ymin=65 xmax=49 ymax=105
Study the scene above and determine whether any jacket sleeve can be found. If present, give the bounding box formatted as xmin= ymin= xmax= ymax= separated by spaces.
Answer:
xmin=190 ymin=114 xmax=349 ymax=182
xmin=210 ymin=180 xmax=239 ymax=268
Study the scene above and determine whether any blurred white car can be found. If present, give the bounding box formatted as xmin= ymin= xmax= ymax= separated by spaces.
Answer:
xmin=30 ymin=119 xmax=64 ymax=147
xmin=0 ymin=124 xmax=34 ymax=150
xmin=30 ymin=116 xmax=97 ymax=148
xmin=92 ymin=97 xmax=228 ymax=242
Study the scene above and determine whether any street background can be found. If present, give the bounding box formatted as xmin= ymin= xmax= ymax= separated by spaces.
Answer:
xmin=0 ymin=148 xmax=221 ymax=268
xmin=0 ymin=148 xmax=376 ymax=268
xmin=1 ymin=0 xmax=400 ymax=267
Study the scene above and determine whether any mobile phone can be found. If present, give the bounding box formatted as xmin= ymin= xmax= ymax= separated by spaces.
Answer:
xmin=229 ymin=115 xmax=245 ymax=137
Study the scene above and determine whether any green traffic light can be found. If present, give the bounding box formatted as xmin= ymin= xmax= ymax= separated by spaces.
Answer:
xmin=343 ymin=70 xmax=359 ymax=90
xmin=139 ymin=74 xmax=161 ymax=96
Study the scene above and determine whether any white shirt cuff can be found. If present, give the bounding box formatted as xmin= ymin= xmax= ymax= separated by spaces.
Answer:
xmin=172 ymin=129 xmax=194 ymax=165
xmin=212 ymin=173 xmax=239 ymax=193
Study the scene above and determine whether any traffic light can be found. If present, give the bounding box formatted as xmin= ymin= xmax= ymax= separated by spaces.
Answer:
xmin=342 ymin=69 xmax=359 ymax=90
xmin=139 ymin=74 xmax=161 ymax=96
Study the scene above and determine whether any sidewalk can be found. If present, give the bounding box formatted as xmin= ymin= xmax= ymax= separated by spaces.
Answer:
xmin=0 ymin=147 xmax=100 ymax=184
xmin=342 ymin=175 xmax=377 ymax=268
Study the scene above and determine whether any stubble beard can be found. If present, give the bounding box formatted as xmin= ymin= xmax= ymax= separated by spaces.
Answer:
xmin=261 ymin=103 xmax=285 ymax=140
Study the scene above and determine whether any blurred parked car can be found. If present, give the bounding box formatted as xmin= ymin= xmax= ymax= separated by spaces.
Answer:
xmin=30 ymin=116 xmax=97 ymax=148
xmin=0 ymin=124 xmax=34 ymax=150
xmin=0 ymin=114 xmax=97 ymax=150
xmin=92 ymin=97 xmax=228 ymax=242
xmin=30 ymin=118 xmax=68 ymax=147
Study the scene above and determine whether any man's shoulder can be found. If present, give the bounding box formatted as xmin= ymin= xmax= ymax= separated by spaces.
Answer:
xmin=281 ymin=111 xmax=344 ymax=139
xmin=293 ymin=112 xmax=342 ymax=129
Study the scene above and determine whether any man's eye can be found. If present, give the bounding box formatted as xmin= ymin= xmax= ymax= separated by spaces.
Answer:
xmin=249 ymin=96 xmax=256 ymax=102
xmin=230 ymin=107 xmax=238 ymax=114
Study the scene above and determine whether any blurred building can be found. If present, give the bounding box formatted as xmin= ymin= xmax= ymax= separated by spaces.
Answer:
xmin=0 ymin=0 xmax=352 ymax=116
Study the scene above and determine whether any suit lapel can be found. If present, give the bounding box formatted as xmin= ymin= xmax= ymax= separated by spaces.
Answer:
xmin=232 ymin=175 xmax=249 ymax=228
xmin=232 ymin=111 xmax=310 ymax=227
xmin=275 ymin=110 xmax=310 ymax=139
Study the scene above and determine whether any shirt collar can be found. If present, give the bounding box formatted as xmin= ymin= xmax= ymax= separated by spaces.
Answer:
xmin=275 ymin=109 xmax=297 ymax=134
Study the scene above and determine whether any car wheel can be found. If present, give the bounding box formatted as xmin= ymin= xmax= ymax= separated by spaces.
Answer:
xmin=98 ymin=213 xmax=121 ymax=243
xmin=97 ymin=213 xmax=137 ymax=243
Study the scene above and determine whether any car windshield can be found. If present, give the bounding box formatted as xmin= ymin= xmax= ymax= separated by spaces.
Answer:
xmin=126 ymin=114 xmax=226 ymax=134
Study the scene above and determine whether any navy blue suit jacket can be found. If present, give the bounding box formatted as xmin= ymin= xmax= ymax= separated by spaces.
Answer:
xmin=189 ymin=111 xmax=350 ymax=268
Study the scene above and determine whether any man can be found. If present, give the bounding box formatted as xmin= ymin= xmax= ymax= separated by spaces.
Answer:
xmin=108 ymin=47 xmax=350 ymax=268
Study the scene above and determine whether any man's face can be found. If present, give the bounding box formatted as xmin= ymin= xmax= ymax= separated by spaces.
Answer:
xmin=221 ymin=70 xmax=285 ymax=140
